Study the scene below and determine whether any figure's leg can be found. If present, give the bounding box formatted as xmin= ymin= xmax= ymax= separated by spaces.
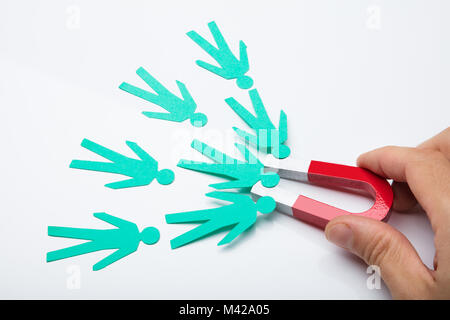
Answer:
xmin=46 ymin=241 xmax=99 ymax=262
xmin=225 ymin=98 xmax=258 ymax=128
xmin=186 ymin=30 xmax=219 ymax=57
xmin=119 ymin=82 xmax=161 ymax=105
xmin=170 ymin=221 xmax=221 ymax=249
xmin=136 ymin=67 xmax=168 ymax=94
xmin=142 ymin=111 xmax=180 ymax=122
xmin=48 ymin=226 xmax=102 ymax=240
xmin=248 ymin=89 xmax=272 ymax=125
xmin=69 ymin=160 xmax=122 ymax=174
xmin=207 ymin=21 xmax=230 ymax=51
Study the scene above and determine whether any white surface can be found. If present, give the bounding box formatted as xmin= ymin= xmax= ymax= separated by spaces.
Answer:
xmin=0 ymin=0 xmax=448 ymax=299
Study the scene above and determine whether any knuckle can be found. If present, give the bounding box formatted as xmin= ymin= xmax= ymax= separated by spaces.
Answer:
xmin=404 ymin=148 xmax=444 ymax=175
xmin=361 ymin=231 xmax=397 ymax=267
xmin=379 ymin=145 xmax=397 ymax=153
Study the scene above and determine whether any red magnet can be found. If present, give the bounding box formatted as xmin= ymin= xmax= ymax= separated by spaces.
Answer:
xmin=251 ymin=158 xmax=393 ymax=229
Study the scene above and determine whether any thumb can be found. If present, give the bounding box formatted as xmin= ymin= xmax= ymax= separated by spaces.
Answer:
xmin=325 ymin=215 xmax=434 ymax=299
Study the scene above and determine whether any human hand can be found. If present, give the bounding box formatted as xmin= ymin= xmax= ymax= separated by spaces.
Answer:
xmin=325 ymin=128 xmax=450 ymax=299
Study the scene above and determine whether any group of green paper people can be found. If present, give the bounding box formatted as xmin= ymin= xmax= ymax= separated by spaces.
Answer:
xmin=47 ymin=21 xmax=291 ymax=270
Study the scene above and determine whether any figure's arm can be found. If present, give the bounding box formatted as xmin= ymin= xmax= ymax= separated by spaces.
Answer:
xmin=209 ymin=178 xmax=254 ymax=190
xmin=175 ymin=80 xmax=196 ymax=106
xmin=232 ymin=127 xmax=258 ymax=146
xmin=239 ymin=40 xmax=249 ymax=70
xmin=142 ymin=111 xmax=179 ymax=121
xmin=234 ymin=143 xmax=260 ymax=166
xmin=278 ymin=110 xmax=288 ymax=143
xmin=105 ymin=177 xmax=150 ymax=190
xmin=169 ymin=220 xmax=218 ymax=249
xmin=177 ymin=161 xmax=231 ymax=177
xmin=195 ymin=60 xmax=229 ymax=78
xmin=93 ymin=212 xmax=133 ymax=228
xmin=80 ymin=139 xmax=126 ymax=163
xmin=165 ymin=208 xmax=215 ymax=224
xmin=205 ymin=191 xmax=245 ymax=203
xmin=92 ymin=248 xmax=131 ymax=271
xmin=125 ymin=141 xmax=156 ymax=165
xmin=217 ymin=222 xmax=251 ymax=246
xmin=191 ymin=139 xmax=234 ymax=164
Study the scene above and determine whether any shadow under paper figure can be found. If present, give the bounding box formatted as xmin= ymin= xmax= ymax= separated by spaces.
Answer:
xmin=225 ymin=89 xmax=291 ymax=159
xmin=178 ymin=139 xmax=279 ymax=190
xmin=165 ymin=191 xmax=276 ymax=249
xmin=187 ymin=21 xmax=253 ymax=89
xmin=70 ymin=139 xmax=174 ymax=189
xmin=119 ymin=67 xmax=207 ymax=127
xmin=46 ymin=212 xmax=160 ymax=271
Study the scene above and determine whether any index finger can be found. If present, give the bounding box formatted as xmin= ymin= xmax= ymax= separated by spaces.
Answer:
xmin=357 ymin=146 xmax=450 ymax=233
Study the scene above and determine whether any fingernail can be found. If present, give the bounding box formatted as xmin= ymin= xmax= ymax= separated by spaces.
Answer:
xmin=326 ymin=223 xmax=353 ymax=250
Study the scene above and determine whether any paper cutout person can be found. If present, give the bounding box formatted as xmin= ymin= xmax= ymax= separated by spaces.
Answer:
xmin=178 ymin=139 xmax=279 ymax=190
xmin=225 ymin=89 xmax=291 ymax=159
xmin=47 ymin=212 xmax=160 ymax=271
xmin=187 ymin=21 xmax=253 ymax=89
xmin=119 ymin=67 xmax=207 ymax=127
xmin=70 ymin=139 xmax=174 ymax=189
xmin=165 ymin=191 xmax=276 ymax=249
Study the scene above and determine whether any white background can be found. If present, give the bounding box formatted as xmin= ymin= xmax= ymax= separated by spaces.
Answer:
xmin=0 ymin=0 xmax=448 ymax=299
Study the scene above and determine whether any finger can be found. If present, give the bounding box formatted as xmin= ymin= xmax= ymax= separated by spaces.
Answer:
xmin=391 ymin=181 xmax=417 ymax=212
xmin=325 ymin=215 xmax=434 ymax=299
xmin=418 ymin=127 xmax=450 ymax=160
xmin=357 ymin=146 xmax=450 ymax=231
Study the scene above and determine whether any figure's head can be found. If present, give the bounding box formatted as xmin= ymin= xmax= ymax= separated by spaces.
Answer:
xmin=236 ymin=75 xmax=253 ymax=90
xmin=273 ymin=144 xmax=291 ymax=159
xmin=156 ymin=169 xmax=175 ymax=185
xmin=261 ymin=172 xmax=280 ymax=188
xmin=256 ymin=196 xmax=276 ymax=215
xmin=141 ymin=227 xmax=160 ymax=245
xmin=190 ymin=112 xmax=208 ymax=127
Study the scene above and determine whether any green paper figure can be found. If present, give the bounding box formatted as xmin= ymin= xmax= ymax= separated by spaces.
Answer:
xmin=187 ymin=21 xmax=253 ymax=90
xmin=225 ymin=89 xmax=291 ymax=159
xmin=47 ymin=212 xmax=160 ymax=271
xmin=165 ymin=192 xmax=276 ymax=249
xmin=178 ymin=139 xmax=279 ymax=190
xmin=119 ymin=67 xmax=207 ymax=127
xmin=70 ymin=139 xmax=174 ymax=189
